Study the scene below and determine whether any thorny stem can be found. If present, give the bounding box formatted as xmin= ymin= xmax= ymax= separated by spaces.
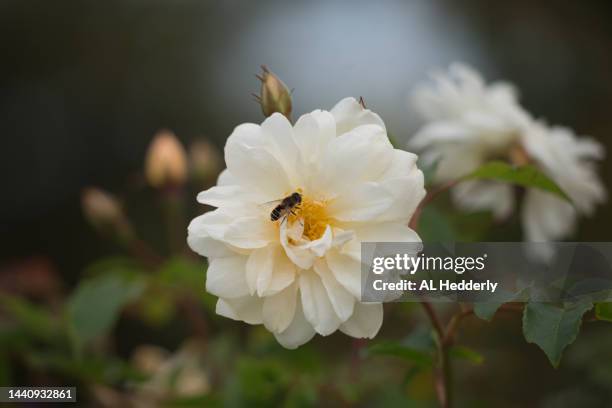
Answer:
xmin=421 ymin=302 xmax=445 ymax=340
xmin=421 ymin=302 xmax=451 ymax=408
xmin=128 ymin=238 xmax=164 ymax=269
xmin=421 ymin=302 xmax=527 ymax=408
xmin=443 ymin=308 xmax=473 ymax=346
xmin=438 ymin=345 xmax=452 ymax=408
xmin=161 ymin=186 xmax=186 ymax=254
xmin=412 ymin=179 xmax=459 ymax=408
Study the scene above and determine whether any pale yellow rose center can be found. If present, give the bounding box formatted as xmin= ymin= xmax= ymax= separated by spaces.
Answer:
xmin=288 ymin=194 xmax=330 ymax=241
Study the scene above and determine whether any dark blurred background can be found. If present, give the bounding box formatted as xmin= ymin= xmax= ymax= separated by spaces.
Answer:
xmin=1 ymin=0 xmax=611 ymax=269
xmin=1 ymin=1 xmax=612 ymax=406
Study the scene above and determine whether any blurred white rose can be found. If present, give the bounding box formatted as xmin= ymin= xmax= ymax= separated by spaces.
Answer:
xmin=410 ymin=63 xmax=606 ymax=248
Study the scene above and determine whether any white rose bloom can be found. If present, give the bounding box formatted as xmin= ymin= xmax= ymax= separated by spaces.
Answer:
xmin=409 ymin=63 xmax=606 ymax=246
xmin=410 ymin=63 xmax=531 ymax=219
xmin=187 ymin=97 xmax=425 ymax=349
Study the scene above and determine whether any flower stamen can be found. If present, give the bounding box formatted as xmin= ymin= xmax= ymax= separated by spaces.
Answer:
xmin=288 ymin=195 xmax=330 ymax=241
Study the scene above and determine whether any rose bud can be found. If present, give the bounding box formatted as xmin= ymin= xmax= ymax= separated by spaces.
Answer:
xmin=81 ymin=187 xmax=133 ymax=240
xmin=145 ymin=130 xmax=188 ymax=188
xmin=255 ymin=65 xmax=292 ymax=120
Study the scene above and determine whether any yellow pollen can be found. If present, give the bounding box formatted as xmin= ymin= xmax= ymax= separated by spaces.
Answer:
xmin=288 ymin=195 xmax=330 ymax=241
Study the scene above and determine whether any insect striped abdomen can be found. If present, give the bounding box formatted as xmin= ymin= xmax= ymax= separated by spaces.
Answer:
xmin=270 ymin=206 xmax=282 ymax=221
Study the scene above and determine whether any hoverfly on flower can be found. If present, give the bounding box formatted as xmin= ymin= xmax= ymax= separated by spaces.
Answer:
xmin=270 ymin=192 xmax=302 ymax=223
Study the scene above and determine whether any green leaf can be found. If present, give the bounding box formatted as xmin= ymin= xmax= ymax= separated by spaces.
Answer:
xmin=166 ymin=395 xmax=222 ymax=408
xmin=84 ymin=256 xmax=146 ymax=278
xmin=402 ymin=326 xmax=436 ymax=353
xmin=368 ymin=341 xmax=433 ymax=367
xmin=67 ymin=274 xmax=144 ymax=347
xmin=473 ymin=302 xmax=502 ymax=322
xmin=473 ymin=289 xmax=524 ymax=322
xmin=419 ymin=157 xmax=440 ymax=187
xmin=449 ymin=346 xmax=484 ymax=365
xmin=595 ymin=303 xmax=612 ymax=322
xmin=522 ymin=301 xmax=593 ymax=367
xmin=417 ymin=206 xmax=456 ymax=242
xmin=451 ymin=211 xmax=494 ymax=241
xmin=283 ymin=379 xmax=318 ymax=408
xmin=464 ymin=161 xmax=570 ymax=201
xmin=0 ymin=294 xmax=58 ymax=341
xmin=140 ymin=290 xmax=176 ymax=327
xmin=158 ymin=257 xmax=205 ymax=289
xmin=26 ymin=351 xmax=147 ymax=384
xmin=232 ymin=358 xmax=289 ymax=406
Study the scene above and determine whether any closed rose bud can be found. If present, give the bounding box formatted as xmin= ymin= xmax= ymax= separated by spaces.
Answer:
xmin=82 ymin=187 xmax=123 ymax=227
xmin=81 ymin=187 xmax=133 ymax=240
xmin=189 ymin=140 xmax=223 ymax=185
xmin=256 ymin=65 xmax=292 ymax=119
xmin=145 ymin=130 xmax=188 ymax=188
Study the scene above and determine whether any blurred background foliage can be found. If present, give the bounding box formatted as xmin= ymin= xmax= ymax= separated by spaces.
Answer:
xmin=1 ymin=0 xmax=612 ymax=406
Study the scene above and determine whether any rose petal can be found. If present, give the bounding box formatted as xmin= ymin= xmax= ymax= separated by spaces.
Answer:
xmin=341 ymin=223 xmax=421 ymax=262
xmin=225 ymin=123 xmax=292 ymax=200
xmin=274 ymin=300 xmax=316 ymax=349
xmin=330 ymin=97 xmax=386 ymax=136
xmin=223 ymin=215 xmax=276 ymax=249
xmin=216 ymin=296 xmax=263 ymax=324
xmin=293 ymin=110 xmax=336 ymax=164
xmin=314 ymin=260 xmax=355 ymax=322
xmin=328 ymin=182 xmax=393 ymax=222
xmin=340 ymin=302 xmax=383 ymax=339
xmin=452 ymin=180 xmax=514 ymax=220
xmin=375 ymin=150 xmax=426 ymax=222
xmin=522 ymin=189 xmax=576 ymax=242
xmin=261 ymin=113 xmax=302 ymax=185
xmin=206 ymin=256 xmax=249 ymax=299
xmin=262 ymin=281 xmax=298 ymax=333
xmin=325 ymin=251 xmax=362 ymax=299
xmin=197 ymin=185 xmax=265 ymax=208
xmin=246 ymin=245 xmax=296 ymax=297
xmin=217 ymin=169 xmax=237 ymax=186
xmin=317 ymin=124 xmax=394 ymax=194
xmin=299 ymin=270 xmax=342 ymax=335
xmin=187 ymin=214 xmax=236 ymax=258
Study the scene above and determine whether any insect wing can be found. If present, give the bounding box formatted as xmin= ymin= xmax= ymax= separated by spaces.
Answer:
xmin=257 ymin=199 xmax=283 ymax=211
xmin=259 ymin=198 xmax=283 ymax=206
